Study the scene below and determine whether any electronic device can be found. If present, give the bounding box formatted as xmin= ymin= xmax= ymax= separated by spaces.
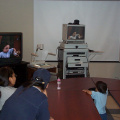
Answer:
xmin=0 ymin=32 xmax=22 ymax=66
xmin=62 ymin=24 xmax=85 ymax=44
xmin=59 ymin=42 xmax=88 ymax=49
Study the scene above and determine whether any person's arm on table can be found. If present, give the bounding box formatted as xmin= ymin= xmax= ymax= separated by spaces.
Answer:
xmin=82 ymin=89 xmax=92 ymax=95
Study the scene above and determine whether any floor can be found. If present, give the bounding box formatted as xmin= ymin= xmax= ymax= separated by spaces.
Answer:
xmin=106 ymin=92 xmax=120 ymax=120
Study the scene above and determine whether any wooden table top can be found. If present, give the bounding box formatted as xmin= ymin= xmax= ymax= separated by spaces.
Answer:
xmin=47 ymin=77 xmax=95 ymax=91
xmin=47 ymin=77 xmax=101 ymax=120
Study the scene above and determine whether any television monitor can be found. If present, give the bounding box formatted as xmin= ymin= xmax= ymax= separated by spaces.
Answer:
xmin=62 ymin=24 xmax=85 ymax=43
xmin=0 ymin=32 xmax=22 ymax=66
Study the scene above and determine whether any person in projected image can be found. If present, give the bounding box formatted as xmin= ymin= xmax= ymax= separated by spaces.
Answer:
xmin=68 ymin=32 xmax=82 ymax=39
xmin=0 ymin=43 xmax=20 ymax=58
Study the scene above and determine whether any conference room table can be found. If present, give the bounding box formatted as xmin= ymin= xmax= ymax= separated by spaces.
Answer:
xmin=47 ymin=77 xmax=120 ymax=120
xmin=47 ymin=77 xmax=101 ymax=120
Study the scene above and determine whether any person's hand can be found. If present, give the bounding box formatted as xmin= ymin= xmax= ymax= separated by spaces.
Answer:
xmin=82 ymin=89 xmax=87 ymax=92
xmin=78 ymin=34 xmax=80 ymax=38
xmin=82 ymin=89 xmax=92 ymax=95
xmin=13 ymin=48 xmax=17 ymax=52
xmin=16 ymin=50 xmax=20 ymax=55
xmin=49 ymin=116 xmax=54 ymax=120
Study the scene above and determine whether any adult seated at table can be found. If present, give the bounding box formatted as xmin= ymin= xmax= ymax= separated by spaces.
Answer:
xmin=0 ymin=66 xmax=16 ymax=111
xmin=0 ymin=68 xmax=54 ymax=120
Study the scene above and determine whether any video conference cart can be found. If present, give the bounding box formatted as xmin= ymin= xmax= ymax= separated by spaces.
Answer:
xmin=58 ymin=23 xmax=103 ymax=79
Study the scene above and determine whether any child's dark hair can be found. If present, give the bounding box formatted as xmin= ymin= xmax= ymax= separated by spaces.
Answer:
xmin=0 ymin=66 xmax=14 ymax=86
xmin=96 ymin=81 xmax=107 ymax=93
xmin=1 ymin=42 xmax=10 ymax=50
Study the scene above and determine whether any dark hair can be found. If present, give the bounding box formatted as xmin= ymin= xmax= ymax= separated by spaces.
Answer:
xmin=22 ymin=77 xmax=47 ymax=91
xmin=96 ymin=81 xmax=107 ymax=93
xmin=0 ymin=66 xmax=14 ymax=86
xmin=1 ymin=42 xmax=10 ymax=50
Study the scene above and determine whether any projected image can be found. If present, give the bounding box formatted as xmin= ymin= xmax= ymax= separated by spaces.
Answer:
xmin=67 ymin=26 xmax=85 ymax=40
xmin=0 ymin=35 xmax=21 ymax=58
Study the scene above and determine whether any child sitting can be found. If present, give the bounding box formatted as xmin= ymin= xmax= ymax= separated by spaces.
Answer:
xmin=83 ymin=81 xmax=108 ymax=120
xmin=0 ymin=43 xmax=20 ymax=58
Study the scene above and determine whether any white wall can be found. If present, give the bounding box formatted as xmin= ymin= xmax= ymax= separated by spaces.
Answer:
xmin=89 ymin=62 xmax=120 ymax=79
xmin=0 ymin=0 xmax=120 ymax=79
xmin=34 ymin=1 xmax=120 ymax=61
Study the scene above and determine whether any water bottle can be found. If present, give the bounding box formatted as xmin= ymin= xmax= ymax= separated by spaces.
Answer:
xmin=57 ymin=78 xmax=61 ymax=90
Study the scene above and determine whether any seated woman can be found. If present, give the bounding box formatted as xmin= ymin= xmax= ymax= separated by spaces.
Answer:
xmin=0 ymin=68 xmax=54 ymax=120
xmin=0 ymin=66 xmax=17 ymax=110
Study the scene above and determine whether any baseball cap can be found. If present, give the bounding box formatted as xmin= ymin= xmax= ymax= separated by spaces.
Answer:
xmin=33 ymin=68 xmax=51 ymax=86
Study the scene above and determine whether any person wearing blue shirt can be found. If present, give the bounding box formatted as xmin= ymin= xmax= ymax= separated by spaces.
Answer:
xmin=0 ymin=44 xmax=20 ymax=58
xmin=83 ymin=81 xmax=108 ymax=120
xmin=0 ymin=68 xmax=54 ymax=120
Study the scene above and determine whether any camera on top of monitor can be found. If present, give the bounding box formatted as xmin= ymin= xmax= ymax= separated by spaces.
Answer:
xmin=68 ymin=19 xmax=80 ymax=25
